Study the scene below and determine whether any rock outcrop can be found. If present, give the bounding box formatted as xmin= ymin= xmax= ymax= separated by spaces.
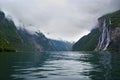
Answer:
xmin=97 ymin=10 xmax=120 ymax=51
xmin=73 ymin=10 xmax=120 ymax=51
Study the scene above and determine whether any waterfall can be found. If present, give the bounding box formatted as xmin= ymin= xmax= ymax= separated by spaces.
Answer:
xmin=99 ymin=20 xmax=107 ymax=49
xmin=103 ymin=26 xmax=110 ymax=50
xmin=98 ymin=19 xmax=111 ymax=50
xmin=109 ymin=18 xmax=112 ymax=25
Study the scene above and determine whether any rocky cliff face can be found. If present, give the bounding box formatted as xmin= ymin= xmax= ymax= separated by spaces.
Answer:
xmin=97 ymin=18 xmax=111 ymax=50
xmin=110 ymin=27 xmax=120 ymax=51
xmin=97 ymin=10 xmax=120 ymax=51
xmin=73 ymin=10 xmax=120 ymax=51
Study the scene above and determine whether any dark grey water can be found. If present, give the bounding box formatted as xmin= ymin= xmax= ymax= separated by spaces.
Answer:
xmin=0 ymin=51 xmax=120 ymax=80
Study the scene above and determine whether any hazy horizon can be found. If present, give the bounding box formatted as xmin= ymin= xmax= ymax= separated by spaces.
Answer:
xmin=0 ymin=0 xmax=120 ymax=42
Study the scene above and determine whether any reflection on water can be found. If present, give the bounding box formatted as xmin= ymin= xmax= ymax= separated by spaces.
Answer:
xmin=100 ymin=52 xmax=112 ymax=80
xmin=0 ymin=51 xmax=120 ymax=80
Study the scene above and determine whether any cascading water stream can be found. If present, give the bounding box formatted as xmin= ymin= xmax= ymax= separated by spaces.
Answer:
xmin=103 ymin=24 xmax=110 ymax=50
xmin=98 ymin=19 xmax=111 ymax=50
xmin=99 ymin=20 xmax=107 ymax=50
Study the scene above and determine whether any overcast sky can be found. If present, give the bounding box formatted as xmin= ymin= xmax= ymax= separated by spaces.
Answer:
xmin=0 ymin=0 xmax=120 ymax=41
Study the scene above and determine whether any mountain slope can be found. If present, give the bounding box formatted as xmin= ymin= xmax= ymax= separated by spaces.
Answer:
xmin=72 ymin=28 xmax=100 ymax=51
xmin=97 ymin=10 xmax=120 ymax=51
xmin=18 ymin=28 xmax=72 ymax=51
xmin=73 ymin=10 xmax=120 ymax=51
xmin=0 ymin=11 xmax=72 ymax=51
xmin=0 ymin=11 xmax=24 ymax=51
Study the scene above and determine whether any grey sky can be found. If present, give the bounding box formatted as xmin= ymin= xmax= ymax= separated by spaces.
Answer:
xmin=0 ymin=0 xmax=120 ymax=41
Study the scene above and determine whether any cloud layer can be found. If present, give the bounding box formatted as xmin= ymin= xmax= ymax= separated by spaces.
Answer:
xmin=0 ymin=0 xmax=120 ymax=41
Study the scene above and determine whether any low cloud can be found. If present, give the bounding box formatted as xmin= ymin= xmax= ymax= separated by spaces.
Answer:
xmin=0 ymin=0 xmax=119 ymax=41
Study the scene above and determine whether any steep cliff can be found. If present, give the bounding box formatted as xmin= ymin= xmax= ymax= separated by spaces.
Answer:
xmin=0 ymin=11 xmax=25 ymax=51
xmin=97 ymin=10 xmax=120 ymax=51
xmin=73 ymin=10 xmax=120 ymax=51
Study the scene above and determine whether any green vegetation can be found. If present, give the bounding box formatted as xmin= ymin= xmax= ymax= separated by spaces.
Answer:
xmin=73 ymin=10 xmax=120 ymax=51
xmin=0 ymin=37 xmax=15 ymax=52
xmin=0 ymin=11 xmax=34 ymax=51
xmin=73 ymin=28 xmax=100 ymax=51
xmin=100 ymin=10 xmax=120 ymax=27
xmin=107 ymin=48 xmax=118 ymax=52
xmin=0 ymin=10 xmax=72 ymax=52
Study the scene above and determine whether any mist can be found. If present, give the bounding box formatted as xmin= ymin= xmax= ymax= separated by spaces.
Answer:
xmin=0 ymin=0 xmax=120 ymax=41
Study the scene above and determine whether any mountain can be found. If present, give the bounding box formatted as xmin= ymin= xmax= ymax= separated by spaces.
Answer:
xmin=73 ymin=10 xmax=120 ymax=51
xmin=0 ymin=11 xmax=24 ymax=51
xmin=96 ymin=10 xmax=120 ymax=51
xmin=72 ymin=28 xmax=100 ymax=51
xmin=48 ymin=39 xmax=72 ymax=51
xmin=18 ymin=28 xmax=72 ymax=51
xmin=0 ymin=11 xmax=72 ymax=52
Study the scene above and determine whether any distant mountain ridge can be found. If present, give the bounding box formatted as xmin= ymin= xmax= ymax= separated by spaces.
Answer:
xmin=0 ymin=11 xmax=72 ymax=51
xmin=18 ymin=28 xmax=72 ymax=51
xmin=72 ymin=28 xmax=100 ymax=51
xmin=73 ymin=10 xmax=120 ymax=51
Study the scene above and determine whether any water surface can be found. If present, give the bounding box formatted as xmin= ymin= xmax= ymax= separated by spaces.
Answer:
xmin=0 ymin=51 xmax=120 ymax=80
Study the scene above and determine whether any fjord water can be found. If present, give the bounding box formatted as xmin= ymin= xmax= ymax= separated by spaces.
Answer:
xmin=0 ymin=51 xmax=120 ymax=80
